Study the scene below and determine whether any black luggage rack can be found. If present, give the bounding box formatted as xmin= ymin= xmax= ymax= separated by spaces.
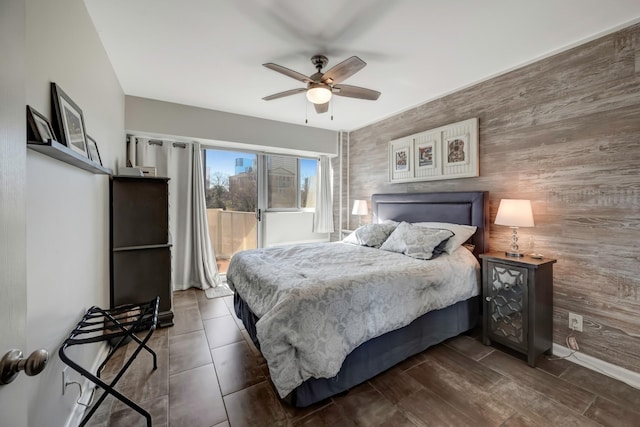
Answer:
xmin=59 ymin=297 xmax=159 ymax=427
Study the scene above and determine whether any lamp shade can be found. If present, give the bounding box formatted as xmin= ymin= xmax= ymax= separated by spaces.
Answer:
xmin=306 ymin=84 xmax=332 ymax=104
xmin=352 ymin=199 xmax=368 ymax=216
xmin=495 ymin=199 xmax=534 ymax=227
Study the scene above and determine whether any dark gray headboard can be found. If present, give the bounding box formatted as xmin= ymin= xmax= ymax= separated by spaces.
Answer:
xmin=371 ymin=191 xmax=489 ymax=259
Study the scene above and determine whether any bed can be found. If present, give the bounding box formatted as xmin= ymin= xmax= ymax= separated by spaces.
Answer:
xmin=227 ymin=191 xmax=489 ymax=407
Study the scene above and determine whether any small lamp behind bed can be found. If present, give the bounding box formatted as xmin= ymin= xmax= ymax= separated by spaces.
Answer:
xmin=495 ymin=199 xmax=534 ymax=257
xmin=352 ymin=199 xmax=368 ymax=227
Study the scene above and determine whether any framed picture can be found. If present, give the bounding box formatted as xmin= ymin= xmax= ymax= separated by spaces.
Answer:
xmin=51 ymin=82 xmax=88 ymax=157
xmin=445 ymin=134 xmax=470 ymax=166
xmin=415 ymin=141 xmax=436 ymax=170
xmin=389 ymin=138 xmax=413 ymax=182
xmin=26 ymin=106 xmax=56 ymax=143
xmin=394 ymin=147 xmax=410 ymax=172
xmin=85 ymin=135 xmax=102 ymax=166
xmin=389 ymin=118 xmax=478 ymax=183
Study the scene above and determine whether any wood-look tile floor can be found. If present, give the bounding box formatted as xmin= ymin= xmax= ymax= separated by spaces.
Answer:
xmin=86 ymin=288 xmax=640 ymax=426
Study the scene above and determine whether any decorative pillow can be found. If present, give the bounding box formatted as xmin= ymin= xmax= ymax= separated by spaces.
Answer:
xmin=412 ymin=222 xmax=477 ymax=255
xmin=342 ymin=221 xmax=398 ymax=248
xmin=379 ymin=222 xmax=454 ymax=260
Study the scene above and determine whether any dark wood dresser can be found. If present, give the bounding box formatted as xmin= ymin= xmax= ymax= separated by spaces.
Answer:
xmin=110 ymin=176 xmax=174 ymax=327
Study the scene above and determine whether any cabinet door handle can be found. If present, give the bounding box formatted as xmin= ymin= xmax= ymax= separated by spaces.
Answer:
xmin=504 ymin=284 xmax=510 ymax=291
xmin=485 ymin=296 xmax=492 ymax=302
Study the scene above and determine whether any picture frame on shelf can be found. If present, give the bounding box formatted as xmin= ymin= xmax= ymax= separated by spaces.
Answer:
xmin=26 ymin=106 xmax=56 ymax=143
xmin=51 ymin=82 xmax=88 ymax=157
xmin=85 ymin=135 xmax=102 ymax=166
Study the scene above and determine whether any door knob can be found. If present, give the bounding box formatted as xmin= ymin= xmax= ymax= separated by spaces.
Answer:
xmin=0 ymin=349 xmax=49 ymax=385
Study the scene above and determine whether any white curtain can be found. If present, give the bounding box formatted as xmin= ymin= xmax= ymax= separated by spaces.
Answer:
xmin=133 ymin=137 xmax=220 ymax=290
xmin=313 ymin=155 xmax=334 ymax=233
xmin=190 ymin=142 xmax=221 ymax=288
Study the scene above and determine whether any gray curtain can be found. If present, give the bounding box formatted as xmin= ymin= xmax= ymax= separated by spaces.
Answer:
xmin=132 ymin=137 xmax=220 ymax=290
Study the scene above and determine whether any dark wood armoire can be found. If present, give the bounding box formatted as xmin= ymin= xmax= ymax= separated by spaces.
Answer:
xmin=110 ymin=176 xmax=174 ymax=327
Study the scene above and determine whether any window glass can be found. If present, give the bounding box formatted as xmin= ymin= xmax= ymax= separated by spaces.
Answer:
xmin=267 ymin=155 xmax=317 ymax=209
xmin=300 ymin=158 xmax=317 ymax=209
xmin=203 ymin=148 xmax=258 ymax=274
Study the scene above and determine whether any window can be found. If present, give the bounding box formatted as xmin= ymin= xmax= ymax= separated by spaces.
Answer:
xmin=299 ymin=158 xmax=317 ymax=209
xmin=267 ymin=155 xmax=318 ymax=210
xmin=202 ymin=148 xmax=258 ymax=274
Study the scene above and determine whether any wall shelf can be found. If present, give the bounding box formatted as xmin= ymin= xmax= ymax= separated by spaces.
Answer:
xmin=27 ymin=139 xmax=112 ymax=175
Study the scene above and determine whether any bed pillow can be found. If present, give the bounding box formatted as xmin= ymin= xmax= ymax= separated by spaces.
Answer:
xmin=379 ymin=222 xmax=454 ymax=260
xmin=342 ymin=221 xmax=398 ymax=248
xmin=412 ymin=222 xmax=477 ymax=255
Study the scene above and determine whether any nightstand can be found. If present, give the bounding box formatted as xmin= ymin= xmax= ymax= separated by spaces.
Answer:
xmin=480 ymin=252 xmax=557 ymax=367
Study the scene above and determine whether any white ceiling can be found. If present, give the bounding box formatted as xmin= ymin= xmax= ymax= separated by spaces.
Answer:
xmin=85 ymin=0 xmax=640 ymax=132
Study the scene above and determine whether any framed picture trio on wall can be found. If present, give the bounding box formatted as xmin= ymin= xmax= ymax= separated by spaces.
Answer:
xmin=389 ymin=117 xmax=479 ymax=183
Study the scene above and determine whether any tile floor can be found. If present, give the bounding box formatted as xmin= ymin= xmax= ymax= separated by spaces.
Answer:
xmin=86 ymin=288 xmax=640 ymax=426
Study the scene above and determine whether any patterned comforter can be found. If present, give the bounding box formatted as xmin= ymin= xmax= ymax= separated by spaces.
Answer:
xmin=226 ymin=241 xmax=480 ymax=398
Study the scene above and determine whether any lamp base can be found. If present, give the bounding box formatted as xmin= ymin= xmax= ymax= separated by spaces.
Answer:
xmin=505 ymin=227 xmax=523 ymax=257
xmin=505 ymin=250 xmax=524 ymax=257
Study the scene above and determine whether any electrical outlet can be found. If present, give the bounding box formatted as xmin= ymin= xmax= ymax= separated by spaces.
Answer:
xmin=568 ymin=312 xmax=583 ymax=332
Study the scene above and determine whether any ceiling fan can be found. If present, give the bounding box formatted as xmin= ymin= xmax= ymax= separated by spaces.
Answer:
xmin=262 ymin=55 xmax=381 ymax=114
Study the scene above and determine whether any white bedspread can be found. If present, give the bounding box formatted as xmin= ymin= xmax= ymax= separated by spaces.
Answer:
xmin=226 ymin=242 xmax=480 ymax=398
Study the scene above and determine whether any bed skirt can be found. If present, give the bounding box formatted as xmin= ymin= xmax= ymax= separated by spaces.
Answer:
xmin=234 ymin=292 xmax=480 ymax=407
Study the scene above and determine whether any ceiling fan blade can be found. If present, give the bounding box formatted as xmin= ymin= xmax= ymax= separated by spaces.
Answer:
xmin=322 ymin=56 xmax=366 ymax=84
xmin=262 ymin=88 xmax=306 ymax=101
xmin=314 ymin=102 xmax=329 ymax=114
xmin=263 ymin=63 xmax=312 ymax=83
xmin=333 ymin=84 xmax=381 ymax=100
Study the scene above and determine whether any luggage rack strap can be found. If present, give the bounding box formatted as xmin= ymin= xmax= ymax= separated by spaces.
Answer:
xmin=59 ymin=297 xmax=160 ymax=427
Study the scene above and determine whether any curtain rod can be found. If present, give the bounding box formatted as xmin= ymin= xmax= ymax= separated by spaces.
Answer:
xmin=146 ymin=139 xmax=187 ymax=149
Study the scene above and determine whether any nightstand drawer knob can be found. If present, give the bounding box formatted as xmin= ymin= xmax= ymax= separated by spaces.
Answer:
xmin=504 ymin=285 xmax=510 ymax=291
xmin=485 ymin=296 xmax=491 ymax=302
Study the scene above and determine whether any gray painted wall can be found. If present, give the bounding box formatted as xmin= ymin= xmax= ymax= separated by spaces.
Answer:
xmin=126 ymin=96 xmax=338 ymax=156
xmin=25 ymin=0 xmax=125 ymax=425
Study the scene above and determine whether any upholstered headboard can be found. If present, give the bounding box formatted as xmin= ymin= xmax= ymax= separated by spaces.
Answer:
xmin=371 ymin=191 xmax=489 ymax=259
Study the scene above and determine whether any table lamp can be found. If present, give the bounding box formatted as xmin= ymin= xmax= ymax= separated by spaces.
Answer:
xmin=494 ymin=199 xmax=534 ymax=257
xmin=352 ymin=199 xmax=368 ymax=227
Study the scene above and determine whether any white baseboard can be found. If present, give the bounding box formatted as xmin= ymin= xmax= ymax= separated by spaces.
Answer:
xmin=64 ymin=342 xmax=111 ymax=427
xmin=553 ymin=343 xmax=640 ymax=389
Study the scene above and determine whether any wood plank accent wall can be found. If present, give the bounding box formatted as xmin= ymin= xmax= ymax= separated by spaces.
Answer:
xmin=340 ymin=23 xmax=640 ymax=373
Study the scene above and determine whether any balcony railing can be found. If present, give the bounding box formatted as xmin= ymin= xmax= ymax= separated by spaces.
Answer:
xmin=207 ymin=209 xmax=257 ymax=273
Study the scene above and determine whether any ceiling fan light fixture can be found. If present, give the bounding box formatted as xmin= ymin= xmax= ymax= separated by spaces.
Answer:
xmin=306 ymin=84 xmax=332 ymax=104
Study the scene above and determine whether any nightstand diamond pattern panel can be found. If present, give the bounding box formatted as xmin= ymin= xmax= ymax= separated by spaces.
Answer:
xmin=489 ymin=264 xmax=527 ymax=347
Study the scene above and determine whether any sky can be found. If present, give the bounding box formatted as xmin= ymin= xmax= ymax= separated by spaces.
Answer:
xmin=204 ymin=148 xmax=317 ymax=185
